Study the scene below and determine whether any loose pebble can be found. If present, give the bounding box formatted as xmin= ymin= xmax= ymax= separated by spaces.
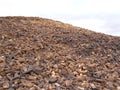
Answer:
xmin=0 ymin=17 xmax=120 ymax=90
xmin=3 ymin=81 xmax=10 ymax=89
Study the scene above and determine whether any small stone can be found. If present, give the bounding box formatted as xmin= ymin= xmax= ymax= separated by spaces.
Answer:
xmin=0 ymin=56 xmax=5 ymax=61
xmin=81 ymin=81 xmax=89 ymax=87
xmin=41 ymin=88 xmax=45 ymax=90
xmin=61 ymin=69 xmax=68 ymax=76
xmin=48 ymin=84 xmax=52 ymax=89
xmin=46 ymin=52 xmax=53 ymax=58
xmin=8 ymin=88 xmax=15 ymax=90
xmin=28 ymin=75 xmax=37 ymax=80
xmin=33 ymin=85 xmax=41 ymax=89
xmin=55 ymin=86 xmax=61 ymax=90
xmin=49 ymin=77 xmax=58 ymax=83
xmin=30 ymin=87 xmax=36 ymax=90
xmin=21 ymin=80 xmax=33 ymax=87
xmin=55 ymin=83 xmax=60 ymax=86
xmin=3 ymin=81 xmax=10 ymax=89
xmin=73 ymin=71 xmax=78 ymax=75
xmin=78 ymin=69 xmax=88 ymax=74
xmin=0 ymin=75 xmax=2 ymax=79
xmin=51 ymin=71 xmax=56 ymax=77
xmin=77 ymin=86 xmax=85 ymax=90
xmin=103 ymin=88 xmax=110 ymax=90
xmin=22 ymin=66 xmax=28 ymax=72
xmin=17 ymin=87 xmax=24 ymax=90
xmin=90 ymin=83 xmax=96 ymax=89
xmin=65 ymin=80 xmax=72 ymax=86
xmin=38 ymin=81 xmax=44 ymax=88
xmin=66 ymin=54 xmax=72 ymax=59
xmin=117 ymin=86 xmax=120 ymax=90
xmin=82 ymin=66 xmax=87 ymax=70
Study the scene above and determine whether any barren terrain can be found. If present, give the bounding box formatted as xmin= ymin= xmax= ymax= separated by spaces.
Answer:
xmin=0 ymin=17 xmax=120 ymax=90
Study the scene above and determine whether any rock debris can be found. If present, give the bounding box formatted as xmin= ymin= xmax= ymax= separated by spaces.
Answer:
xmin=0 ymin=17 xmax=120 ymax=90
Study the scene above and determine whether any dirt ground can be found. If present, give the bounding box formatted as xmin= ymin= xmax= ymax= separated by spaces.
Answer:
xmin=0 ymin=17 xmax=120 ymax=90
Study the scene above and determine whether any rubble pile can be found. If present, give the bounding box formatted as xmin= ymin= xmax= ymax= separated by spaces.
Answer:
xmin=0 ymin=17 xmax=120 ymax=90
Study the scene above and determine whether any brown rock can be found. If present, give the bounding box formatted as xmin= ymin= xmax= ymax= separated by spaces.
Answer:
xmin=49 ymin=77 xmax=58 ymax=83
xmin=21 ymin=80 xmax=33 ymax=87
xmin=65 ymin=80 xmax=72 ymax=87
xmin=3 ymin=81 xmax=10 ymax=89
xmin=117 ymin=86 xmax=120 ymax=90
xmin=29 ymin=87 xmax=36 ymax=90
xmin=0 ymin=17 xmax=120 ymax=90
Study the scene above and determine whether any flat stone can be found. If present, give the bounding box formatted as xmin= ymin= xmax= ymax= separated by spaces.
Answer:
xmin=3 ymin=81 xmax=10 ymax=89
xmin=49 ymin=77 xmax=58 ymax=83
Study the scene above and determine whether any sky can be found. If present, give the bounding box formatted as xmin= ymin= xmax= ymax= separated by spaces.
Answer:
xmin=0 ymin=0 xmax=120 ymax=36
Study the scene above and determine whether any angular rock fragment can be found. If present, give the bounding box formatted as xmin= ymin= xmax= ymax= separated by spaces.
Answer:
xmin=0 ymin=17 xmax=120 ymax=89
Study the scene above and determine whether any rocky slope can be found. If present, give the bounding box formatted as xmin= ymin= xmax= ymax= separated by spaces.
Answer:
xmin=0 ymin=17 xmax=120 ymax=90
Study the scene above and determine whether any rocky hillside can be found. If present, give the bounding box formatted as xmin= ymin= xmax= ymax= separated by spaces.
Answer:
xmin=0 ymin=17 xmax=120 ymax=90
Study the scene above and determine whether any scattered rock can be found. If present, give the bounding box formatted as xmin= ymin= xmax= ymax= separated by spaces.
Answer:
xmin=0 ymin=17 xmax=120 ymax=89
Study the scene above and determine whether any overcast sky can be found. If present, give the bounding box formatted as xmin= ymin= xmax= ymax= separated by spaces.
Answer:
xmin=0 ymin=0 xmax=120 ymax=36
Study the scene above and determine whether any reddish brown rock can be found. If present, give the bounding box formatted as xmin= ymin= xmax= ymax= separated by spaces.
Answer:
xmin=0 ymin=17 xmax=120 ymax=90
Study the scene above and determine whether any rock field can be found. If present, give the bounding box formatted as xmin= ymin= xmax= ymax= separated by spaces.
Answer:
xmin=0 ymin=17 xmax=120 ymax=90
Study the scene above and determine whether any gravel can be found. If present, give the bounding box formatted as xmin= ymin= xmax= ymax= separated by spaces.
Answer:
xmin=0 ymin=16 xmax=120 ymax=90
